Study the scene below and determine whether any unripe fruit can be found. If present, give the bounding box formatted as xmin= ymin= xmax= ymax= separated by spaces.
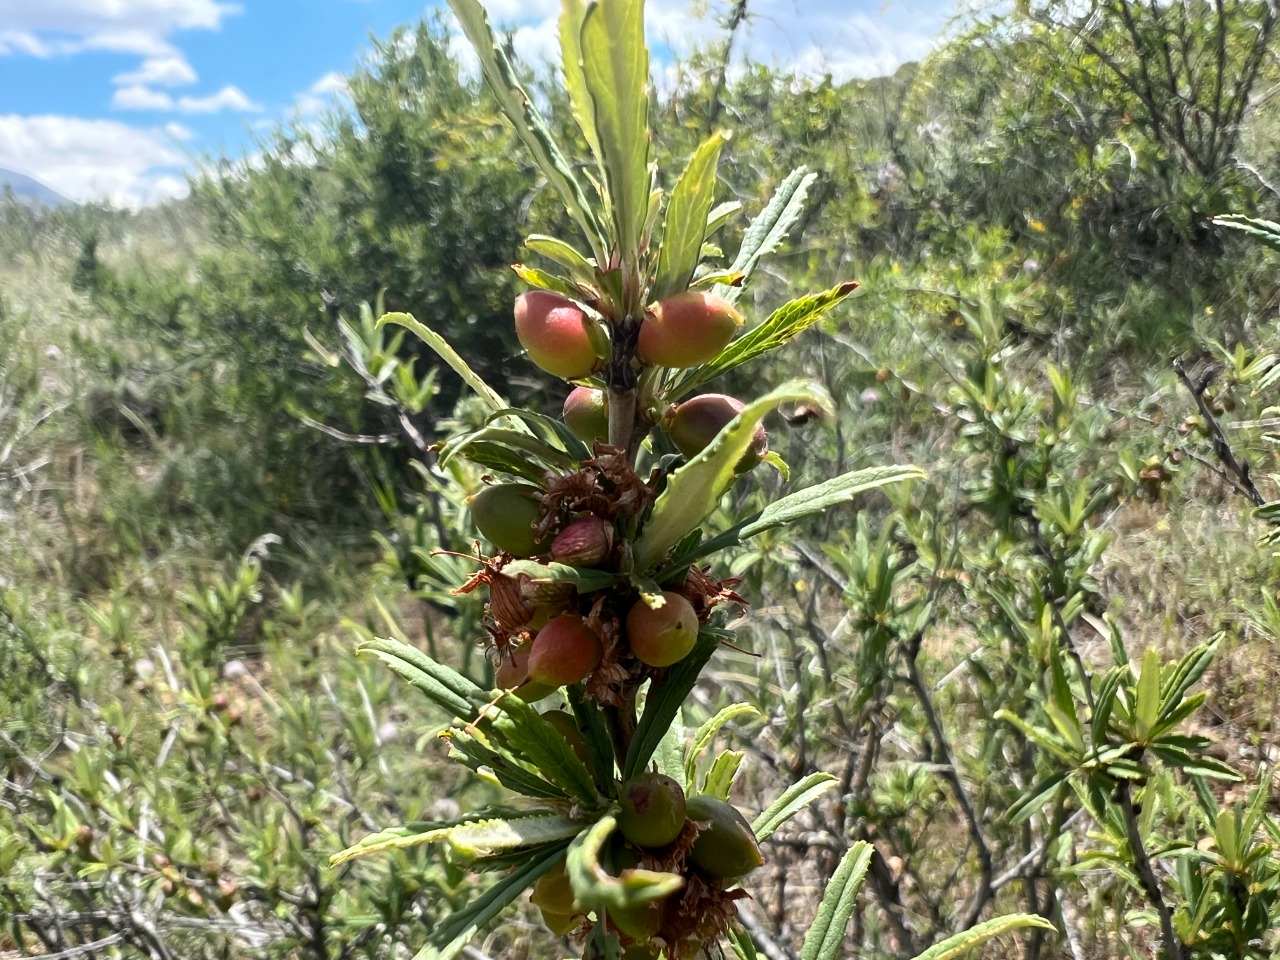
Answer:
xmin=540 ymin=910 xmax=580 ymax=936
xmin=563 ymin=387 xmax=609 ymax=444
xmin=667 ymin=394 xmax=768 ymax=470
xmin=527 ymin=615 xmax=603 ymax=687
xmin=495 ymin=646 xmax=556 ymax=702
xmin=542 ymin=709 xmax=591 ymax=766
xmin=514 ymin=291 xmax=601 ymax=380
xmin=530 ymin=860 xmax=578 ymax=915
xmin=550 ymin=516 xmax=614 ymax=567
xmin=626 ymin=592 xmax=698 ymax=668
xmin=686 ymin=795 xmax=764 ymax=879
xmin=618 ymin=772 xmax=687 ymax=848
xmin=637 ymin=291 xmax=743 ymax=368
xmin=609 ymin=896 xmax=666 ymax=940
xmin=468 ymin=483 xmax=550 ymax=557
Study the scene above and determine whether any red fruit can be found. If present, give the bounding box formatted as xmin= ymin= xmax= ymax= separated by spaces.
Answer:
xmin=550 ymin=516 xmax=614 ymax=567
xmin=667 ymin=393 xmax=767 ymax=470
xmin=563 ymin=387 xmax=609 ymax=444
xmin=626 ymin=592 xmax=698 ymax=668
xmin=514 ymin=291 xmax=601 ymax=380
xmin=495 ymin=646 xmax=555 ymax=702
xmin=527 ymin=615 xmax=603 ymax=687
xmin=637 ymin=291 xmax=742 ymax=368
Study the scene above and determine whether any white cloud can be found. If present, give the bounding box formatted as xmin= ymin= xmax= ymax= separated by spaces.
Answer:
xmin=164 ymin=122 xmax=196 ymax=141
xmin=112 ymin=84 xmax=261 ymax=113
xmin=114 ymin=55 xmax=198 ymax=87
xmin=295 ymin=71 xmax=349 ymax=114
xmin=0 ymin=114 xmax=187 ymax=207
xmin=0 ymin=1 xmax=241 ymax=34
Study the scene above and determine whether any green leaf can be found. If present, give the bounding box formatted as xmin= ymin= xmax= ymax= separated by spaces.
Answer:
xmin=727 ymin=924 xmax=760 ymax=960
xmin=706 ymin=200 xmax=742 ymax=238
xmin=445 ymin=0 xmax=604 ymax=257
xmin=994 ymin=709 xmax=1077 ymax=765
xmin=624 ymin=629 xmax=723 ymax=779
xmin=908 ymin=914 xmax=1057 ymax=960
xmin=579 ymin=0 xmax=650 ymax=261
xmin=653 ymin=706 xmax=687 ymax=783
xmin=1211 ymin=214 xmax=1280 ymax=253
xmin=738 ymin=465 xmax=925 ymax=539
xmin=445 ymin=729 xmax=572 ymax=800
xmin=702 ymin=751 xmax=744 ymax=799
xmin=1006 ymin=773 xmax=1068 ymax=825
xmin=799 ymin=841 xmax=873 ymax=960
xmin=357 ymin=636 xmax=487 ymax=720
xmin=686 ymin=703 xmax=760 ymax=786
xmin=676 ymin=281 xmax=861 ymax=397
xmin=502 ymin=559 xmax=616 ymax=595
xmin=557 ymin=0 xmax=601 ymax=170
xmin=752 ymin=772 xmax=837 ymax=842
xmin=716 ymin=167 xmax=818 ymax=304
xmin=511 ymin=263 xmax=589 ymax=302
xmin=440 ymin=426 xmax=578 ymax=473
xmin=525 ymin=233 xmax=598 ymax=286
xmin=445 ymin=811 xmax=587 ymax=859
xmin=1135 ymin=648 xmax=1161 ymax=742
xmin=378 ymin=312 xmax=512 ymax=419
xmin=566 ymin=815 xmax=684 ymax=913
xmin=632 ymin=380 xmax=834 ymax=571
xmin=653 ymin=133 xmax=726 ymax=300
xmin=567 ymin=685 xmax=617 ymax=786
xmin=490 ymin=693 xmax=601 ymax=804
xmin=330 ymin=820 xmax=449 ymax=866
xmin=413 ymin=843 xmax=568 ymax=960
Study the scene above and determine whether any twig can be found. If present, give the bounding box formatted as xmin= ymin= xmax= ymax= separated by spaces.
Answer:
xmin=1173 ymin=357 xmax=1265 ymax=506
xmin=1118 ymin=780 xmax=1184 ymax=960
xmin=735 ymin=901 xmax=796 ymax=960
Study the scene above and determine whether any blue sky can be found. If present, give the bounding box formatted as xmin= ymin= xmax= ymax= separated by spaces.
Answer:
xmin=0 ymin=0 xmax=956 ymax=207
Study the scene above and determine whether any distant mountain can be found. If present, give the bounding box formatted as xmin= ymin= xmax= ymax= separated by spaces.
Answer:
xmin=0 ymin=168 xmax=69 ymax=207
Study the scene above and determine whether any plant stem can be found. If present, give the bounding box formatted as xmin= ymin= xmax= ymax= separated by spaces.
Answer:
xmin=1118 ymin=780 xmax=1184 ymax=960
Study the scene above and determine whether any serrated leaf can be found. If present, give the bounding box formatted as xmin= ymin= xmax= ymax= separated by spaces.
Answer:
xmin=908 ymin=914 xmax=1057 ymax=960
xmin=445 ymin=811 xmax=586 ymax=859
xmin=676 ymin=281 xmax=861 ymax=397
xmin=653 ymin=133 xmax=726 ymax=300
xmin=799 ymin=841 xmax=873 ymax=960
xmin=702 ymin=751 xmax=744 ymax=799
xmin=445 ymin=729 xmax=571 ymax=800
xmin=558 ymin=0 xmax=601 ymax=169
xmin=357 ymin=636 xmax=487 ymax=720
xmin=566 ymin=815 xmax=684 ymax=913
xmin=413 ymin=844 xmax=567 ymax=960
xmin=446 ymin=0 xmax=604 ymax=257
xmin=738 ymin=465 xmax=925 ymax=539
xmin=624 ymin=629 xmax=723 ymax=779
xmin=686 ymin=703 xmax=760 ymax=786
xmin=752 ymin=772 xmax=837 ymax=842
xmin=579 ymin=0 xmax=649 ymax=260
xmin=490 ymin=692 xmax=600 ymax=804
xmin=632 ymin=380 xmax=834 ymax=572
xmin=716 ymin=167 xmax=817 ymax=305
xmin=378 ymin=312 xmax=512 ymax=419
xmin=330 ymin=820 xmax=450 ymax=866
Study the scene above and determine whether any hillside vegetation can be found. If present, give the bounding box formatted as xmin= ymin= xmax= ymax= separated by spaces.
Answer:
xmin=4 ymin=3 xmax=1280 ymax=958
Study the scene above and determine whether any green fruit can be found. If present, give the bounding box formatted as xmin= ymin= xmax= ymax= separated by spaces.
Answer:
xmin=527 ymin=615 xmax=603 ymax=687
xmin=563 ymin=387 xmax=609 ymax=444
xmin=626 ymin=592 xmax=698 ymax=668
xmin=530 ymin=860 xmax=578 ymax=915
xmin=608 ymin=896 xmax=666 ymax=940
xmin=637 ymin=291 xmax=742 ymax=368
xmin=542 ymin=709 xmax=591 ymax=766
xmin=618 ymin=772 xmax=687 ymax=848
xmin=515 ymin=291 xmax=601 ymax=380
xmin=686 ymin=795 xmax=763 ymax=879
xmin=468 ymin=483 xmax=550 ymax=557
xmin=667 ymin=393 xmax=767 ymax=470
xmin=540 ymin=909 xmax=580 ymax=936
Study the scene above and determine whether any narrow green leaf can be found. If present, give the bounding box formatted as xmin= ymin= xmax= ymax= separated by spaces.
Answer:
xmin=357 ymin=636 xmax=487 ymax=720
xmin=489 ymin=693 xmax=601 ymax=804
xmin=752 ymin=772 xmax=837 ymax=842
xmin=653 ymin=133 xmax=726 ymax=300
xmin=414 ymin=843 xmax=568 ymax=960
xmin=440 ymin=426 xmax=577 ymax=473
xmin=994 ymin=709 xmax=1077 ymax=764
xmin=1211 ymin=214 xmax=1280 ymax=253
xmin=567 ymin=685 xmax=617 ymax=786
xmin=579 ymin=0 xmax=649 ymax=259
xmin=632 ymin=380 xmax=834 ymax=572
xmin=799 ymin=841 xmax=873 ymax=960
xmin=653 ymin=706 xmax=687 ymax=783
xmin=511 ymin=264 xmax=589 ymax=302
xmin=908 ymin=915 xmax=1057 ymax=960
xmin=706 ymin=200 xmax=742 ymax=237
xmin=737 ymin=466 xmax=925 ymax=540
xmin=525 ymin=233 xmax=598 ymax=286
xmin=1135 ymin=648 xmax=1160 ymax=742
xmin=502 ymin=559 xmax=616 ymax=595
xmin=676 ymin=281 xmax=861 ymax=397
xmin=377 ymin=312 xmax=510 ymax=418
xmin=727 ymin=924 xmax=760 ymax=960
xmin=330 ymin=820 xmax=448 ymax=866
xmin=702 ymin=751 xmax=745 ymax=799
xmin=716 ymin=167 xmax=817 ymax=305
xmin=685 ymin=703 xmax=760 ymax=786
xmin=445 ymin=729 xmax=571 ymax=800
xmin=445 ymin=811 xmax=586 ymax=859
xmin=446 ymin=0 xmax=604 ymax=256
xmin=1006 ymin=773 xmax=1068 ymax=825
xmin=557 ymin=0 xmax=601 ymax=167
xmin=566 ymin=815 xmax=684 ymax=913
xmin=624 ymin=629 xmax=723 ymax=779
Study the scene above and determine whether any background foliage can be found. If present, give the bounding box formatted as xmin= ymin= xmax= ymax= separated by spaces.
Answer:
xmin=3 ymin=0 xmax=1280 ymax=957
